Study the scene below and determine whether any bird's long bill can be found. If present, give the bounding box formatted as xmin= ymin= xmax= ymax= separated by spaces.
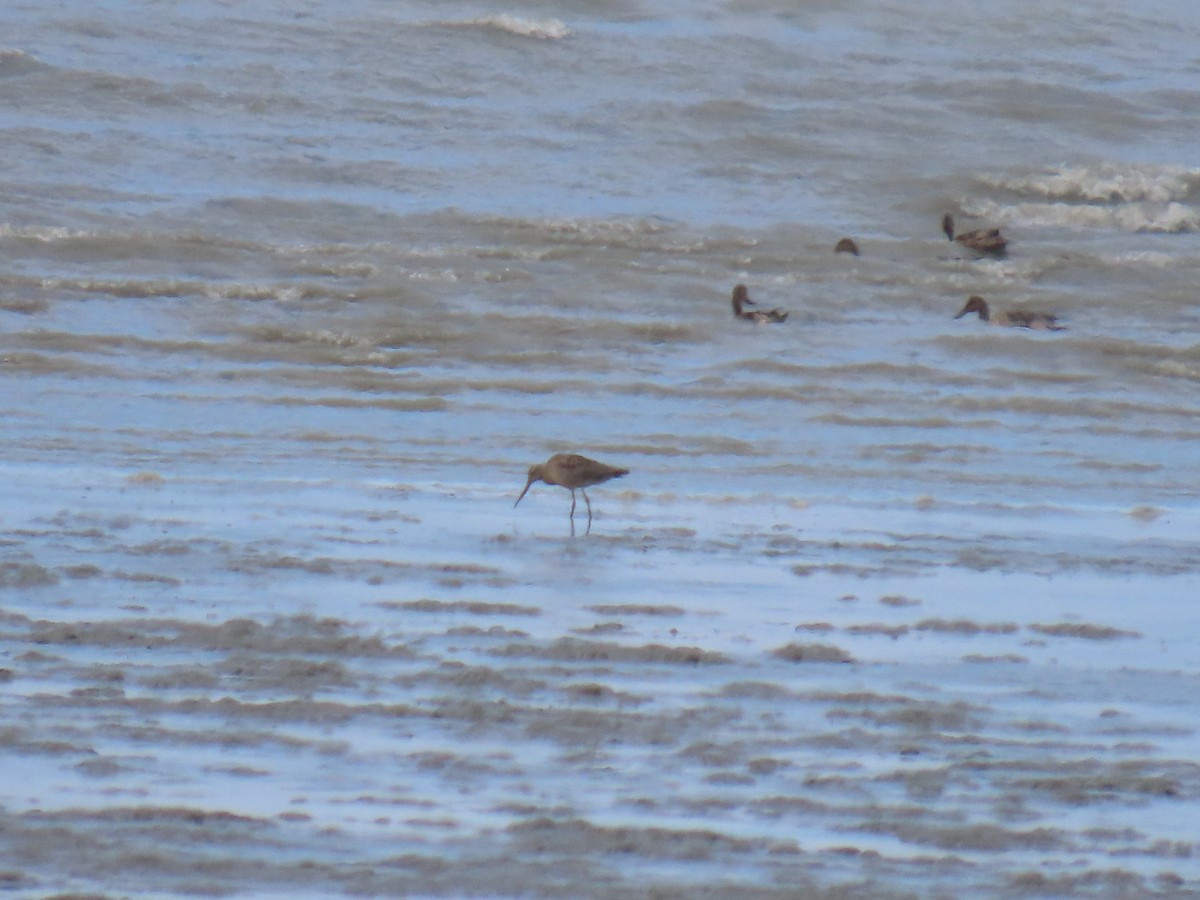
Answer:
xmin=513 ymin=476 xmax=535 ymax=508
xmin=953 ymin=306 xmax=969 ymax=319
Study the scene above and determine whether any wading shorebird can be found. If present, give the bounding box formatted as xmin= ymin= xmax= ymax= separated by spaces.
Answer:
xmin=514 ymin=453 xmax=630 ymax=535
xmin=834 ymin=237 xmax=860 ymax=256
xmin=942 ymin=213 xmax=1008 ymax=255
xmin=954 ymin=295 xmax=1065 ymax=331
xmin=731 ymin=284 xmax=788 ymax=324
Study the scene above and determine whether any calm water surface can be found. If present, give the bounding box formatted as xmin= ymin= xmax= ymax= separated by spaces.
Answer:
xmin=2 ymin=1 xmax=1200 ymax=896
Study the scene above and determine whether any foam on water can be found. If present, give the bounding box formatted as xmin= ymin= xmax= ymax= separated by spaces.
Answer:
xmin=2 ymin=0 xmax=1200 ymax=895
xmin=445 ymin=15 xmax=572 ymax=41
xmin=994 ymin=164 xmax=1200 ymax=205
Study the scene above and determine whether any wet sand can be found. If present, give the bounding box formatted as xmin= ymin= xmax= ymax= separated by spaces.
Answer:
xmin=2 ymin=471 xmax=1198 ymax=897
xmin=3 ymin=2 xmax=1200 ymax=895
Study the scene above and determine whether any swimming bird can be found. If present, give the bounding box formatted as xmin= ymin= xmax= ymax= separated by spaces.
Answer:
xmin=731 ymin=284 xmax=788 ymax=324
xmin=514 ymin=452 xmax=630 ymax=535
xmin=953 ymin=295 xmax=1065 ymax=331
xmin=834 ymin=237 xmax=860 ymax=256
xmin=942 ymin=214 xmax=1008 ymax=255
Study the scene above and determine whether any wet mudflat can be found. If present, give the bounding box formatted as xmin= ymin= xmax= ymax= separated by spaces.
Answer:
xmin=1 ymin=472 xmax=1198 ymax=897
xmin=3 ymin=1 xmax=1200 ymax=895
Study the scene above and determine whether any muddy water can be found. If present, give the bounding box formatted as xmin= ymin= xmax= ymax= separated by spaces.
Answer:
xmin=3 ymin=0 xmax=1200 ymax=896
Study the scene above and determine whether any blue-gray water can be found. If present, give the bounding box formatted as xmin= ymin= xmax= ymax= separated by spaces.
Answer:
xmin=2 ymin=2 xmax=1200 ymax=897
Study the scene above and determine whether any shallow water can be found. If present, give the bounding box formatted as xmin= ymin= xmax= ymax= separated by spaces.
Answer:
xmin=2 ymin=1 xmax=1200 ymax=897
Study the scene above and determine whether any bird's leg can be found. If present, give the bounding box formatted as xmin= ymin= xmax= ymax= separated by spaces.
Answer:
xmin=582 ymin=489 xmax=593 ymax=534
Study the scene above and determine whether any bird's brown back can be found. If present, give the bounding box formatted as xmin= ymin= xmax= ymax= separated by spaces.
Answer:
xmin=544 ymin=453 xmax=629 ymax=489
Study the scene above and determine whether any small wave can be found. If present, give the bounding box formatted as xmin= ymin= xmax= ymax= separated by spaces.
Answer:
xmin=0 ymin=222 xmax=274 ymax=257
xmin=41 ymin=277 xmax=205 ymax=299
xmin=975 ymin=164 xmax=1200 ymax=233
xmin=443 ymin=15 xmax=570 ymax=40
xmin=986 ymin=200 xmax=1200 ymax=234
xmin=0 ymin=223 xmax=92 ymax=242
xmin=988 ymin=164 xmax=1200 ymax=205
xmin=239 ymin=325 xmax=364 ymax=348
xmin=0 ymin=48 xmax=51 ymax=78
xmin=1103 ymin=250 xmax=1178 ymax=267
xmin=439 ymin=210 xmax=688 ymax=251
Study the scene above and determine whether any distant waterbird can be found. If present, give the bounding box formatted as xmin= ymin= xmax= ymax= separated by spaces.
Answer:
xmin=942 ymin=214 xmax=1008 ymax=255
xmin=731 ymin=284 xmax=788 ymax=324
xmin=834 ymin=237 xmax=860 ymax=256
xmin=514 ymin=452 xmax=630 ymax=535
xmin=954 ymin=295 xmax=1065 ymax=331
